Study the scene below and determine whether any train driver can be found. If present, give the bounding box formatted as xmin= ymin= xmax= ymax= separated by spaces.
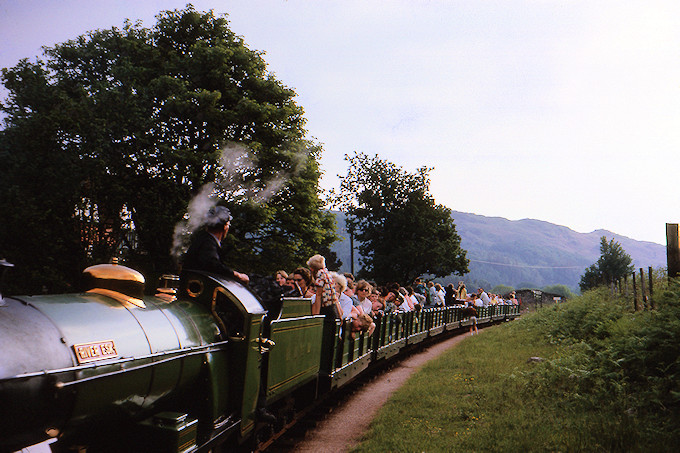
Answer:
xmin=182 ymin=206 xmax=249 ymax=284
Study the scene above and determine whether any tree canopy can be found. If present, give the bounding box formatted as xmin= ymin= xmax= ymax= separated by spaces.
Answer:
xmin=542 ymin=284 xmax=575 ymax=299
xmin=334 ymin=152 xmax=468 ymax=284
xmin=0 ymin=6 xmax=336 ymax=293
xmin=579 ymin=236 xmax=634 ymax=292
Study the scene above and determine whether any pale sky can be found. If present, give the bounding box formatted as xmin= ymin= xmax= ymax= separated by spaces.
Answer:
xmin=1 ymin=0 xmax=678 ymax=245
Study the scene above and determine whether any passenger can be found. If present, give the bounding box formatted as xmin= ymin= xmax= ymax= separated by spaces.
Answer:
xmin=435 ymin=283 xmax=446 ymax=306
xmin=427 ymin=281 xmax=437 ymax=306
xmin=275 ymin=270 xmax=288 ymax=287
xmin=343 ymin=272 xmax=355 ymax=286
xmin=182 ymin=206 xmax=249 ymax=284
xmin=332 ymin=272 xmax=354 ymax=319
xmin=278 ymin=271 xmax=296 ymax=294
xmin=461 ymin=303 xmax=479 ymax=335
xmin=381 ymin=287 xmax=396 ymax=313
xmin=346 ymin=312 xmax=375 ymax=339
xmin=478 ymin=288 xmax=491 ymax=308
xmin=411 ymin=285 xmax=426 ymax=306
xmin=396 ymin=287 xmax=412 ymax=312
xmin=472 ymin=293 xmax=483 ymax=308
xmin=382 ymin=284 xmax=402 ymax=311
xmin=285 ymin=274 xmax=297 ymax=290
xmin=413 ymin=278 xmax=428 ymax=302
xmin=343 ymin=274 xmax=359 ymax=305
xmin=292 ymin=267 xmax=315 ymax=298
xmin=445 ymin=283 xmax=456 ymax=306
xmin=369 ymin=290 xmax=384 ymax=317
xmin=456 ymin=281 xmax=467 ymax=301
xmin=307 ymin=254 xmax=341 ymax=318
xmin=406 ymin=286 xmax=421 ymax=310
xmin=354 ymin=280 xmax=373 ymax=315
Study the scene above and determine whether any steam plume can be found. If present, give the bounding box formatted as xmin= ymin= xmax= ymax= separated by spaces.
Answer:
xmin=171 ymin=142 xmax=310 ymax=262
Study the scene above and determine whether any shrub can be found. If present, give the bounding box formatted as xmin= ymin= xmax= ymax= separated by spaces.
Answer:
xmin=515 ymin=284 xmax=680 ymax=449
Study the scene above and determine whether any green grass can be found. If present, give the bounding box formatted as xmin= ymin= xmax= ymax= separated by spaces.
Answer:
xmin=352 ymin=287 xmax=680 ymax=452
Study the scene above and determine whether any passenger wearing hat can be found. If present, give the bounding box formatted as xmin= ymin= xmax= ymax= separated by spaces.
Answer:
xmin=182 ymin=206 xmax=249 ymax=284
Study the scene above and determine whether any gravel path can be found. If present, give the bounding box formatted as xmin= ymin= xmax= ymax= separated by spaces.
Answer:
xmin=291 ymin=331 xmax=471 ymax=452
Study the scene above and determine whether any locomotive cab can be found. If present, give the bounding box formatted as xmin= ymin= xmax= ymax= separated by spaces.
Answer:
xmin=178 ymin=270 xmax=268 ymax=441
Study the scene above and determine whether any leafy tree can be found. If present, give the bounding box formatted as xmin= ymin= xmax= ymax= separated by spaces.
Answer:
xmin=517 ymin=282 xmax=538 ymax=290
xmin=0 ymin=6 xmax=336 ymax=293
xmin=579 ymin=236 xmax=634 ymax=292
xmin=333 ymin=152 xmax=468 ymax=284
xmin=491 ymin=284 xmax=515 ymax=296
xmin=542 ymin=284 xmax=576 ymax=299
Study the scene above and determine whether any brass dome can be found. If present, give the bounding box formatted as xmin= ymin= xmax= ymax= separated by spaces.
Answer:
xmin=82 ymin=264 xmax=146 ymax=308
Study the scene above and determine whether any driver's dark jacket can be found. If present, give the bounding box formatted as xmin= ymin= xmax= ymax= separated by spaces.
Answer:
xmin=182 ymin=230 xmax=235 ymax=277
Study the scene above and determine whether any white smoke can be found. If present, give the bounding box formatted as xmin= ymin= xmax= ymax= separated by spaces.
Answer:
xmin=170 ymin=182 xmax=217 ymax=260
xmin=171 ymin=142 xmax=310 ymax=261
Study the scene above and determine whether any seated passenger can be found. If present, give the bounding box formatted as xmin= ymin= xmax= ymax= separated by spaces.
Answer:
xmin=456 ymin=281 xmax=467 ymax=301
xmin=490 ymin=293 xmax=499 ymax=306
xmin=435 ymin=283 xmax=446 ymax=306
xmin=472 ymin=293 xmax=484 ymax=308
xmin=332 ymin=272 xmax=354 ymax=319
xmin=275 ymin=270 xmax=288 ymax=287
xmin=343 ymin=273 xmax=359 ymax=304
xmin=346 ymin=311 xmax=376 ymax=339
xmin=413 ymin=277 xmax=428 ymax=302
xmin=395 ymin=287 xmax=412 ymax=312
xmin=354 ymin=280 xmax=373 ymax=315
xmin=411 ymin=286 xmax=426 ymax=306
xmin=406 ymin=286 xmax=421 ymax=310
xmin=370 ymin=292 xmax=384 ymax=318
xmin=477 ymin=288 xmax=491 ymax=307
xmin=382 ymin=284 xmax=401 ymax=312
xmin=291 ymin=267 xmax=314 ymax=298
xmin=443 ymin=283 xmax=453 ymax=305
xmin=427 ymin=281 xmax=437 ymax=306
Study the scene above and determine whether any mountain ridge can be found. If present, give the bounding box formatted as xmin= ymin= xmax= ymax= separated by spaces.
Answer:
xmin=330 ymin=211 xmax=667 ymax=291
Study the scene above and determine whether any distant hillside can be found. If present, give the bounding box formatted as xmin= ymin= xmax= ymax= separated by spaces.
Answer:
xmin=330 ymin=211 xmax=666 ymax=291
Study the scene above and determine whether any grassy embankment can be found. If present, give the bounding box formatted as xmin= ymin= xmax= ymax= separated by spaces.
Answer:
xmin=353 ymin=284 xmax=680 ymax=452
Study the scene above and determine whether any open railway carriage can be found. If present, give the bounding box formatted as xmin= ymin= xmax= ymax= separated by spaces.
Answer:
xmin=0 ymin=262 xmax=520 ymax=452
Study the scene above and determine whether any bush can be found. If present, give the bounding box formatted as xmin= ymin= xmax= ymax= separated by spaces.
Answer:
xmin=521 ymin=287 xmax=630 ymax=344
xmin=515 ymin=284 xmax=680 ymax=450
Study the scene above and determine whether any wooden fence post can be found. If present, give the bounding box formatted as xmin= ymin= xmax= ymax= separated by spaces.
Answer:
xmin=640 ymin=268 xmax=648 ymax=310
xmin=667 ymin=224 xmax=680 ymax=280
xmin=648 ymin=266 xmax=654 ymax=309
xmin=632 ymin=271 xmax=638 ymax=311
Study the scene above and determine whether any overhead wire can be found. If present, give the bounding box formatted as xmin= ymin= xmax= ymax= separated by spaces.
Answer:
xmin=468 ymin=259 xmax=586 ymax=269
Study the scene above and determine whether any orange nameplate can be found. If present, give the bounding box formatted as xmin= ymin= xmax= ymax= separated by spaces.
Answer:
xmin=73 ymin=340 xmax=118 ymax=364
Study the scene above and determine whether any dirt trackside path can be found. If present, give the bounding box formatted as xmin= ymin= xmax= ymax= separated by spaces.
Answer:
xmin=291 ymin=332 xmax=471 ymax=452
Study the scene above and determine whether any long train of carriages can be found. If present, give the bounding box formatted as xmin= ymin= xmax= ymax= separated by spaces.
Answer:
xmin=0 ymin=262 xmax=520 ymax=452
